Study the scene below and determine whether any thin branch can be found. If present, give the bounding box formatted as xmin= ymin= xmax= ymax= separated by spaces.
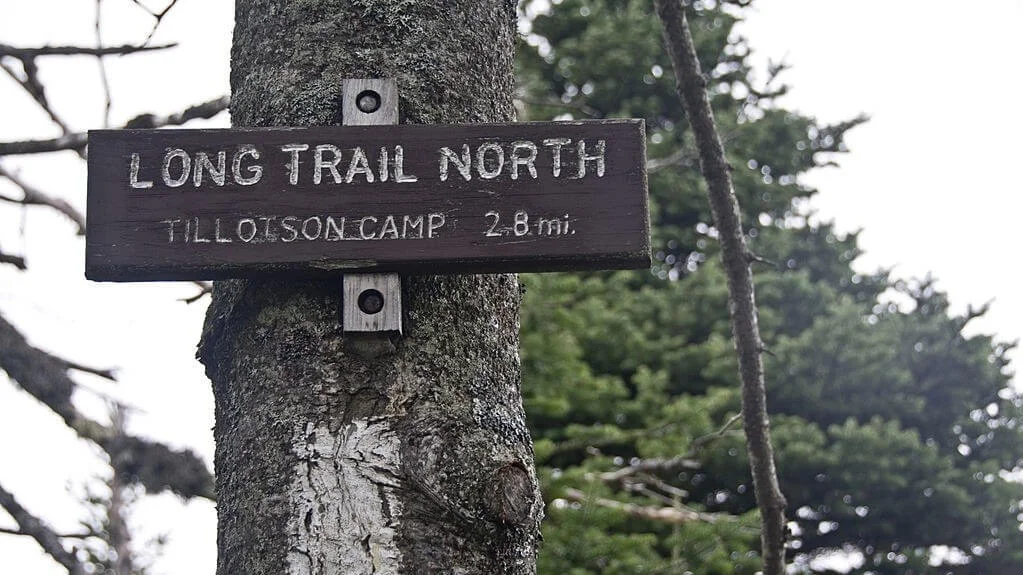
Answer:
xmin=0 ymin=312 xmax=215 ymax=500
xmin=689 ymin=412 xmax=743 ymax=452
xmin=63 ymin=359 xmax=117 ymax=381
xmin=180 ymin=281 xmax=213 ymax=304
xmin=0 ymin=248 xmax=26 ymax=270
xmin=655 ymin=2 xmax=787 ymax=573
xmin=0 ymin=96 xmax=229 ymax=156
xmin=1 ymin=61 xmax=73 ymax=135
xmin=562 ymin=488 xmax=719 ymax=524
xmin=130 ymin=0 xmax=181 ymax=46
xmin=0 ymin=527 xmax=98 ymax=539
xmin=95 ymin=0 xmax=112 ymax=128
xmin=746 ymin=249 xmax=779 ymax=269
xmin=0 ymin=43 xmax=176 ymax=59
xmin=0 ymin=164 xmax=86 ymax=234
xmin=0 ymin=132 xmax=88 ymax=157
xmin=0 ymin=483 xmax=85 ymax=575
xmin=646 ymin=146 xmax=699 ymax=173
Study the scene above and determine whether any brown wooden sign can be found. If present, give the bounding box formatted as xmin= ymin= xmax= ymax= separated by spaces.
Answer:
xmin=85 ymin=120 xmax=649 ymax=281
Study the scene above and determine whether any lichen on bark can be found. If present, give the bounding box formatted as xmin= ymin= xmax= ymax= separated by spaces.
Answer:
xmin=199 ymin=2 xmax=541 ymax=573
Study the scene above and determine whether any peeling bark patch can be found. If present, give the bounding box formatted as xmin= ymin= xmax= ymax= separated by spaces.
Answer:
xmin=288 ymin=420 xmax=402 ymax=575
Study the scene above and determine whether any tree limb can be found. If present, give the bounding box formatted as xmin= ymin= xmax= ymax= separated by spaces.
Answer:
xmin=180 ymin=281 xmax=213 ymax=304
xmin=562 ymin=488 xmax=720 ymax=524
xmin=646 ymin=146 xmax=699 ymax=173
xmin=655 ymin=2 xmax=787 ymax=573
xmin=0 ymin=248 xmax=26 ymax=270
xmin=1 ymin=61 xmax=73 ymax=135
xmin=130 ymin=0 xmax=181 ymax=46
xmin=0 ymin=96 xmax=229 ymax=156
xmin=0 ymin=527 xmax=98 ymax=539
xmin=0 ymin=43 xmax=175 ymax=59
xmin=0 ymin=163 xmax=86 ymax=234
xmin=0 ymin=312 xmax=214 ymax=500
xmin=0 ymin=482 xmax=85 ymax=575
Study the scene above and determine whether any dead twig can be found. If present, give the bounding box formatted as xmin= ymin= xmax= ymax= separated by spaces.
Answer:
xmin=562 ymin=488 xmax=720 ymax=524
xmin=0 ymin=248 xmax=26 ymax=270
xmin=180 ymin=281 xmax=214 ymax=304
xmin=0 ymin=163 xmax=86 ymax=234
xmin=0 ymin=96 xmax=229 ymax=157
xmin=0 ymin=42 xmax=175 ymax=59
xmin=0 ymin=483 xmax=85 ymax=575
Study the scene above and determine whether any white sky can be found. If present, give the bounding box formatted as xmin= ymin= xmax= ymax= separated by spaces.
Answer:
xmin=1 ymin=1 xmax=1020 ymax=573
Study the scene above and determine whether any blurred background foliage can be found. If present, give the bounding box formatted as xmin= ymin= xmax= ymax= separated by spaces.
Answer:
xmin=515 ymin=1 xmax=1022 ymax=573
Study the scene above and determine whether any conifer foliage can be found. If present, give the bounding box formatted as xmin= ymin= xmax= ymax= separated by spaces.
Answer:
xmin=517 ymin=1 xmax=1022 ymax=573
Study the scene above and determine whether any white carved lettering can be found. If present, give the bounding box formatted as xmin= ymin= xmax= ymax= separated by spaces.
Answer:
xmin=281 ymin=143 xmax=309 ymax=185
xmin=314 ymin=144 xmax=343 ymax=184
xmin=378 ymin=215 xmax=399 ymax=239
xmin=345 ymin=147 xmax=374 ymax=184
xmin=325 ymin=216 xmax=345 ymax=241
xmin=301 ymin=216 xmax=323 ymax=240
xmin=402 ymin=215 xmax=423 ymax=238
xmin=576 ymin=139 xmax=605 ymax=178
xmin=428 ymin=213 xmax=446 ymax=238
xmin=130 ymin=153 xmax=153 ymax=189
xmin=215 ymin=218 xmax=232 ymax=243
xmin=280 ymin=217 xmax=299 ymax=242
xmin=510 ymin=141 xmax=538 ymax=180
xmin=377 ymin=147 xmax=389 ymax=183
xmin=160 ymin=218 xmax=181 ymax=242
xmin=162 ymin=149 xmax=190 ymax=187
xmin=233 ymin=145 xmax=263 ymax=185
xmin=359 ymin=216 xmax=378 ymax=240
xmin=194 ymin=151 xmax=227 ymax=187
xmin=439 ymin=145 xmax=472 ymax=182
xmin=476 ymin=142 xmax=504 ymax=180
xmin=237 ymin=218 xmax=257 ymax=242
xmin=393 ymin=145 xmax=417 ymax=183
xmin=543 ymin=137 xmax=571 ymax=177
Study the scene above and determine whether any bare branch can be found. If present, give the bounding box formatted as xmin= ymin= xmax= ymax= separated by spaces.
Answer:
xmin=646 ymin=146 xmax=699 ymax=173
xmin=0 ymin=483 xmax=85 ymax=575
xmin=63 ymin=359 xmax=117 ymax=381
xmin=655 ymin=2 xmax=787 ymax=573
xmin=0 ymin=248 xmax=26 ymax=270
xmin=0 ymin=96 xmax=229 ymax=156
xmin=690 ymin=412 xmax=743 ymax=452
xmin=1 ymin=61 xmax=73 ymax=135
xmin=562 ymin=488 xmax=720 ymax=524
xmin=746 ymin=250 xmax=779 ymax=269
xmin=0 ymin=164 xmax=86 ymax=234
xmin=0 ymin=132 xmax=88 ymax=157
xmin=130 ymin=0 xmax=181 ymax=46
xmin=180 ymin=281 xmax=213 ymax=304
xmin=0 ymin=312 xmax=214 ymax=500
xmin=95 ymin=0 xmax=112 ymax=128
xmin=600 ymin=456 xmax=701 ymax=485
xmin=0 ymin=527 xmax=98 ymax=539
xmin=0 ymin=43 xmax=176 ymax=60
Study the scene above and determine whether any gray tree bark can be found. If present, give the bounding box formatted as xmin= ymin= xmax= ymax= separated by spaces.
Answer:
xmin=197 ymin=2 xmax=542 ymax=574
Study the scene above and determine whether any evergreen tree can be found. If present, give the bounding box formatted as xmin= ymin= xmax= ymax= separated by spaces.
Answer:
xmin=517 ymin=1 xmax=1023 ymax=573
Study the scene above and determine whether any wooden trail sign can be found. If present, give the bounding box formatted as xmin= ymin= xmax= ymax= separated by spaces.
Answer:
xmin=86 ymin=120 xmax=649 ymax=281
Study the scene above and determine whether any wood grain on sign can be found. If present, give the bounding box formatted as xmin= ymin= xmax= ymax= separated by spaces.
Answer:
xmin=85 ymin=120 xmax=650 ymax=281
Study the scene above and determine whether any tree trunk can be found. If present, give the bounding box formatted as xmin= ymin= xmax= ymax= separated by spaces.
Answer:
xmin=197 ymin=2 xmax=542 ymax=574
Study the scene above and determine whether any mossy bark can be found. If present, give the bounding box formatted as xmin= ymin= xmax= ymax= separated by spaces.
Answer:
xmin=198 ymin=2 xmax=541 ymax=573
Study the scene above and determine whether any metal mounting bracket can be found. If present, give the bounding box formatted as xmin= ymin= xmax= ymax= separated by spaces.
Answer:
xmin=340 ymin=78 xmax=402 ymax=335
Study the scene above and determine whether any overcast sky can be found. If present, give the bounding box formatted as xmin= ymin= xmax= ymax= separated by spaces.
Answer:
xmin=1 ymin=1 xmax=1020 ymax=573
